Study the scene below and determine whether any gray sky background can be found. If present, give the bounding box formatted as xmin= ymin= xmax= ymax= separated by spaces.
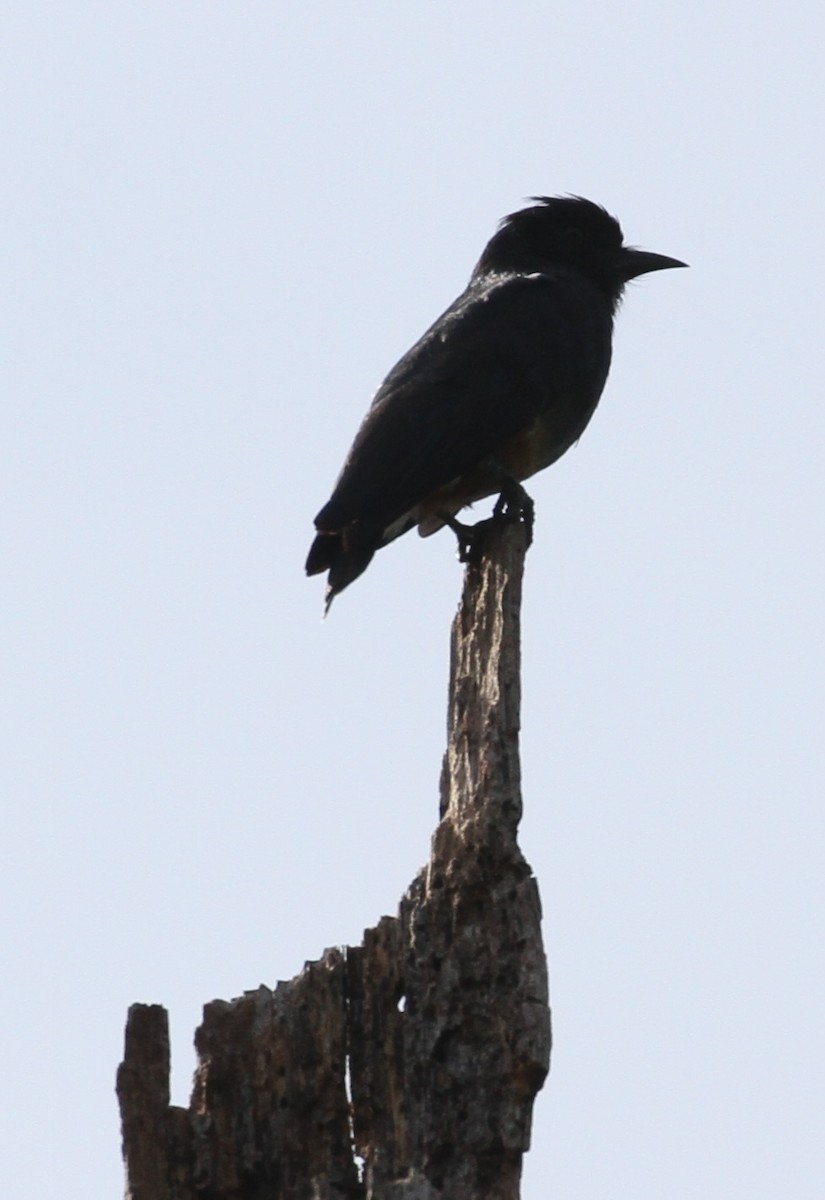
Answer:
xmin=3 ymin=3 xmax=823 ymax=1197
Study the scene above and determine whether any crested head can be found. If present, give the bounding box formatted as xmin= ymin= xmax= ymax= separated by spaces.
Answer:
xmin=472 ymin=195 xmax=685 ymax=304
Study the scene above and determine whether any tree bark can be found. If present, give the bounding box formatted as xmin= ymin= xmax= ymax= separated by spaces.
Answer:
xmin=117 ymin=517 xmax=550 ymax=1199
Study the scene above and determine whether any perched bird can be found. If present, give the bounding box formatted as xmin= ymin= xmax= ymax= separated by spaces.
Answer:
xmin=306 ymin=196 xmax=686 ymax=610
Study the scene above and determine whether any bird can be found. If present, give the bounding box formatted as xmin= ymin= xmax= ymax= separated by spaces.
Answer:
xmin=306 ymin=195 xmax=686 ymax=611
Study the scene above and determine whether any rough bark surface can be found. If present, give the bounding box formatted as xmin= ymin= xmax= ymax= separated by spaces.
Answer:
xmin=117 ymin=518 xmax=551 ymax=1199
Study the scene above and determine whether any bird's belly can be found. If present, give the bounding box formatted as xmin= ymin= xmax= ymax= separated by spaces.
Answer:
xmin=497 ymin=411 xmax=576 ymax=480
xmin=499 ymin=389 xmax=601 ymax=480
xmin=412 ymin=397 xmax=599 ymax=536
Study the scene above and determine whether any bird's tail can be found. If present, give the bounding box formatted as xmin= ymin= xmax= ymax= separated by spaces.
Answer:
xmin=305 ymin=526 xmax=378 ymax=613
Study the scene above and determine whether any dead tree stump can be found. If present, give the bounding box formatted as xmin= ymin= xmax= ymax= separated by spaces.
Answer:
xmin=117 ymin=518 xmax=551 ymax=1199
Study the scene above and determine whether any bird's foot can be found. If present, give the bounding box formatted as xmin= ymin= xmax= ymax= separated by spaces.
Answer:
xmin=492 ymin=477 xmax=535 ymax=547
xmin=441 ymin=480 xmax=534 ymax=564
xmin=441 ymin=514 xmax=487 ymax=563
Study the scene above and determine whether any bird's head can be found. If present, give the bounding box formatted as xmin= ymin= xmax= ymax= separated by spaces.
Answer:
xmin=472 ymin=195 xmax=687 ymax=304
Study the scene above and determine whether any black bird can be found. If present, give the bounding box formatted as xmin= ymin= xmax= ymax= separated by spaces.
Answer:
xmin=306 ymin=196 xmax=686 ymax=610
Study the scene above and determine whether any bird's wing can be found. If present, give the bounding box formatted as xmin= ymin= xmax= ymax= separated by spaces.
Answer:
xmin=315 ymin=270 xmax=606 ymax=533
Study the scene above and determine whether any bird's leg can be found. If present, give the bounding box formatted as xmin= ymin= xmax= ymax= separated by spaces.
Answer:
xmin=440 ymin=513 xmax=485 ymax=563
xmin=488 ymin=462 xmax=535 ymax=547
xmin=439 ymin=463 xmax=535 ymax=564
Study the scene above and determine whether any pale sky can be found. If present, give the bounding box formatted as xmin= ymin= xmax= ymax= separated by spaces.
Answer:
xmin=3 ymin=4 xmax=824 ymax=1197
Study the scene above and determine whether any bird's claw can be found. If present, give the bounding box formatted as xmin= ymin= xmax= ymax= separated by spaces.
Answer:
xmin=441 ymin=480 xmax=535 ymax=565
xmin=492 ymin=480 xmax=534 ymax=547
xmin=441 ymin=514 xmax=485 ymax=563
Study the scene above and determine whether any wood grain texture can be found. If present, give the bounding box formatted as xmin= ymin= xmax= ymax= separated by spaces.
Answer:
xmin=117 ymin=517 xmax=550 ymax=1199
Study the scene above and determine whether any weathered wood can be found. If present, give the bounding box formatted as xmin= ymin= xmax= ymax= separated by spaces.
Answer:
xmin=117 ymin=517 xmax=550 ymax=1199
xmin=117 ymin=1004 xmax=173 ymax=1200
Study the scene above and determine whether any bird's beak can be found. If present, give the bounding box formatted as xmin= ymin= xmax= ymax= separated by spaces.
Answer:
xmin=619 ymin=247 xmax=688 ymax=281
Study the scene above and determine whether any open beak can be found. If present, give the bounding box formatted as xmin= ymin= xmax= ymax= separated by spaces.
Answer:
xmin=620 ymin=247 xmax=688 ymax=281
